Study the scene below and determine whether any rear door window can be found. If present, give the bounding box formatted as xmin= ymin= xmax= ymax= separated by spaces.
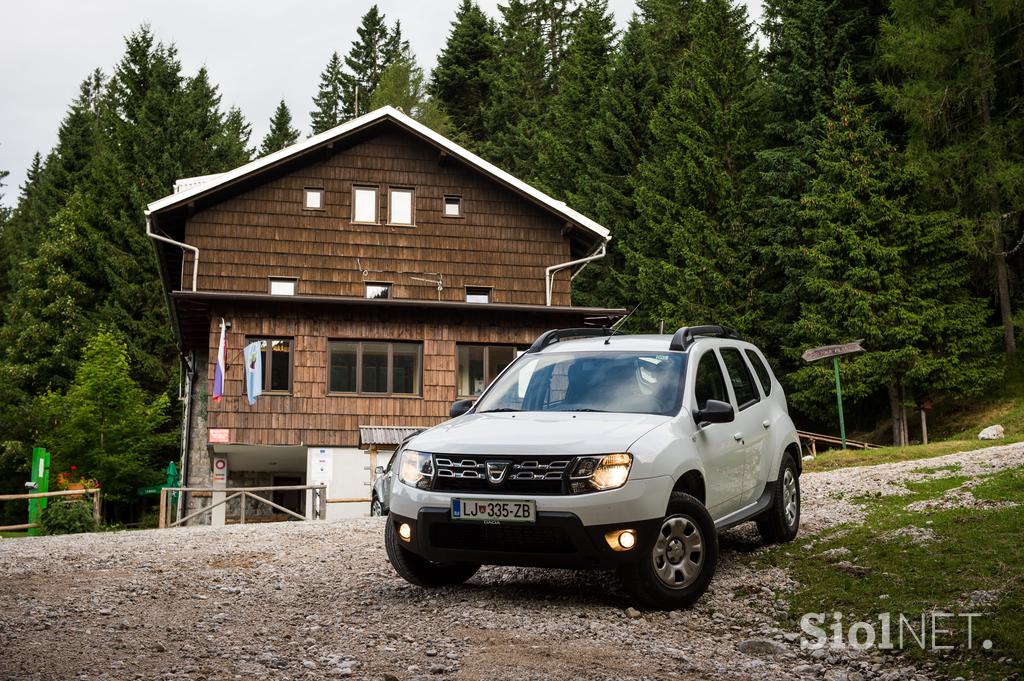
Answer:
xmin=693 ymin=351 xmax=729 ymax=411
xmin=744 ymin=349 xmax=773 ymax=397
xmin=720 ymin=347 xmax=759 ymax=410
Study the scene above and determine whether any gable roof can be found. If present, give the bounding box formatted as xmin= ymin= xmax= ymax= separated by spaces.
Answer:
xmin=146 ymin=106 xmax=610 ymax=243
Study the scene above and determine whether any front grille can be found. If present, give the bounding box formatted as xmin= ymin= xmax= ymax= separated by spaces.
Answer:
xmin=430 ymin=522 xmax=574 ymax=553
xmin=432 ymin=455 xmax=571 ymax=494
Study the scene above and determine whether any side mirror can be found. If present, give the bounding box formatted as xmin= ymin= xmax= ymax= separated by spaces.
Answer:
xmin=693 ymin=399 xmax=735 ymax=426
xmin=450 ymin=398 xmax=476 ymax=418
xmin=374 ymin=466 xmax=384 ymax=475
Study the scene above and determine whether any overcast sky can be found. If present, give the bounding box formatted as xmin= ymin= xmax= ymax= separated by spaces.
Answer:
xmin=0 ymin=1 xmax=763 ymax=207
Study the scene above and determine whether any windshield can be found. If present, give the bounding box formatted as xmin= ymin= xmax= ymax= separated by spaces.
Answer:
xmin=473 ymin=351 xmax=687 ymax=416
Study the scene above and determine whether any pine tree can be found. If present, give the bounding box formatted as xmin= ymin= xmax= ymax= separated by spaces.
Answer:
xmin=629 ymin=0 xmax=763 ymax=333
xmin=789 ymin=78 xmax=999 ymax=444
xmin=310 ymin=52 xmax=346 ymax=134
xmin=260 ymin=99 xmax=300 ymax=156
xmin=479 ymin=0 xmax=551 ymax=175
xmin=881 ymin=0 xmax=1024 ymax=355
xmin=534 ymin=0 xmax=616 ymax=197
xmin=218 ymin=107 xmax=253 ymax=168
xmin=430 ymin=0 xmax=498 ymax=144
xmin=370 ymin=49 xmax=452 ymax=134
xmin=343 ymin=5 xmax=403 ymax=118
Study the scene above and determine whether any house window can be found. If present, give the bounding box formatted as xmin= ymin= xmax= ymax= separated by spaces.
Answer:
xmin=328 ymin=341 xmax=422 ymax=395
xmin=457 ymin=344 xmax=521 ymax=397
xmin=444 ymin=195 xmax=462 ymax=217
xmin=353 ymin=185 xmax=378 ymax=223
xmin=365 ymin=282 xmax=391 ymax=299
xmin=269 ymin=278 xmax=297 ymax=296
xmin=465 ymin=286 xmax=491 ymax=304
xmin=249 ymin=338 xmax=293 ymax=393
xmin=389 ymin=188 xmax=414 ymax=225
xmin=303 ymin=188 xmax=324 ymax=210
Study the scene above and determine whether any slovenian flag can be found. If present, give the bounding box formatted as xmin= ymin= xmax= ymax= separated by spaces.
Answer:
xmin=212 ymin=318 xmax=226 ymax=402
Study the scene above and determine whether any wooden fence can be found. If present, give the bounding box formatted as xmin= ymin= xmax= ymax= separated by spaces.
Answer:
xmin=797 ymin=430 xmax=880 ymax=456
xmin=0 ymin=488 xmax=102 ymax=532
xmin=158 ymin=485 xmax=327 ymax=528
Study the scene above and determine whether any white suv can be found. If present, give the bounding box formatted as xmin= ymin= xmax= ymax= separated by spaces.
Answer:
xmin=384 ymin=326 xmax=802 ymax=609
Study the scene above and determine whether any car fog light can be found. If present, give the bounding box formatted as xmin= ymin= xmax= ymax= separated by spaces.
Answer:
xmin=605 ymin=529 xmax=637 ymax=552
xmin=398 ymin=523 xmax=412 ymax=541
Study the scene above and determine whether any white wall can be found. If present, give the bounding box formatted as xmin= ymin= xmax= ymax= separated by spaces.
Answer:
xmin=307 ymin=447 xmax=378 ymax=520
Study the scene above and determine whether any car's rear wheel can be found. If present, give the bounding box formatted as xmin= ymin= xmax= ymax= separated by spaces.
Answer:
xmin=756 ymin=451 xmax=800 ymax=544
xmin=370 ymin=496 xmax=384 ymax=516
xmin=385 ymin=520 xmax=480 ymax=587
xmin=618 ymin=492 xmax=718 ymax=610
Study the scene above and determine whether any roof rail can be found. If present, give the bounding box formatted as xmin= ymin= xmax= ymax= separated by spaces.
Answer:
xmin=526 ymin=327 xmax=614 ymax=353
xmin=668 ymin=325 xmax=741 ymax=352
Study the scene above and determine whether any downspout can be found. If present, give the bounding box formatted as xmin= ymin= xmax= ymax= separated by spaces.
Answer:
xmin=176 ymin=352 xmax=194 ymax=523
xmin=545 ymin=241 xmax=607 ymax=306
xmin=146 ymin=214 xmax=199 ymax=292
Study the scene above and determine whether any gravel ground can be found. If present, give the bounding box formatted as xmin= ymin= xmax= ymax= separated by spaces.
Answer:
xmin=2 ymin=442 xmax=1022 ymax=681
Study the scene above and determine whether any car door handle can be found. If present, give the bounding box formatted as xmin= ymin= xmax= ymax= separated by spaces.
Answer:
xmin=733 ymin=432 xmax=744 ymax=442
xmin=762 ymin=420 xmax=771 ymax=429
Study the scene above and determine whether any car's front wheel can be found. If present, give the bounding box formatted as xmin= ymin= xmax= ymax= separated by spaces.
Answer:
xmin=370 ymin=496 xmax=384 ymax=516
xmin=756 ymin=451 xmax=800 ymax=544
xmin=384 ymin=520 xmax=480 ymax=587
xmin=618 ymin=492 xmax=718 ymax=610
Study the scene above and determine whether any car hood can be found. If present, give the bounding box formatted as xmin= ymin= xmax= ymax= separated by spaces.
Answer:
xmin=409 ymin=412 xmax=669 ymax=456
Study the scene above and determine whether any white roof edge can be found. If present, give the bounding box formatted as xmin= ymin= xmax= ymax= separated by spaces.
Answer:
xmin=146 ymin=106 xmax=610 ymax=242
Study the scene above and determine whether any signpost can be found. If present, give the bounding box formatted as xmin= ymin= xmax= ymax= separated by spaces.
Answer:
xmin=27 ymin=448 xmax=50 ymax=536
xmin=801 ymin=341 xmax=866 ymax=450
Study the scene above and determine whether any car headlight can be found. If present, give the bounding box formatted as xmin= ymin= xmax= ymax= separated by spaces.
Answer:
xmin=398 ymin=449 xmax=433 ymax=490
xmin=569 ymin=453 xmax=632 ymax=493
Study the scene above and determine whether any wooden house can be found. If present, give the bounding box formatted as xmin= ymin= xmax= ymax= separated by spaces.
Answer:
xmin=146 ymin=106 xmax=622 ymax=523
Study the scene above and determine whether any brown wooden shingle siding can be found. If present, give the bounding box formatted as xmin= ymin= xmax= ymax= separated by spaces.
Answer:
xmin=206 ymin=304 xmax=581 ymax=447
xmin=182 ymin=130 xmax=574 ymax=306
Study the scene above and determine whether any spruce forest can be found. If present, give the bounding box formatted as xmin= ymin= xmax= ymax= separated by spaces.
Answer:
xmin=1 ymin=0 xmax=1022 ymax=519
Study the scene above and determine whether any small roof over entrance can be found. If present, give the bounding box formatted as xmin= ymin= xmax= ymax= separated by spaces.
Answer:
xmin=359 ymin=426 xmax=424 ymax=448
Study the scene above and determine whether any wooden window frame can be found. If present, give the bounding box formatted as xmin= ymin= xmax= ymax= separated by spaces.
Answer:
xmin=268 ymin=277 xmax=298 ymax=296
xmin=327 ymin=340 xmax=423 ymax=397
xmin=386 ymin=186 xmax=415 ymax=227
xmin=351 ymin=184 xmax=379 ymax=224
xmin=443 ymin=194 xmax=463 ymax=219
xmin=364 ymin=281 xmax=393 ymax=299
xmin=456 ymin=343 xmax=524 ymax=399
xmin=247 ymin=336 xmax=294 ymax=395
xmin=465 ymin=286 xmax=492 ymax=304
xmin=303 ymin=187 xmax=325 ymax=211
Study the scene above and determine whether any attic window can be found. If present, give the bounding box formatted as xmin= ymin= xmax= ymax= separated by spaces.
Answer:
xmin=269 ymin=278 xmax=297 ymax=296
xmin=466 ymin=286 xmax=491 ymax=304
xmin=389 ymin=188 xmax=414 ymax=226
xmin=444 ymin=195 xmax=462 ymax=217
xmin=353 ymin=185 xmax=378 ymax=223
xmin=304 ymin=188 xmax=324 ymax=210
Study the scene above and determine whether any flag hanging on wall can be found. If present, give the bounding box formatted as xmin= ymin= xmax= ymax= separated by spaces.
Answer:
xmin=212 ymin=318 xmax=226 ymax=402
xmin=244 ymin=340 xmax=263 ymax=406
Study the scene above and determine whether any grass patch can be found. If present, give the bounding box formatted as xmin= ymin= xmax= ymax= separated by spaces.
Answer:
xmin=803 ymin=437 xmax=1024 ymax=472
xmin=759 ymin=468 xmax=1024 ymax=679
xmin=0 ymin=531 xmax=28 ymax=539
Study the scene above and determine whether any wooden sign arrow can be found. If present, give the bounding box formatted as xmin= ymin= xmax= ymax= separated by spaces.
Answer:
xmin=801 ymin=340 xmax=865 ymax=363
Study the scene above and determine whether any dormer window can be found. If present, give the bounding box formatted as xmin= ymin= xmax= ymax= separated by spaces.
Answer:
xmin=303 ymin=188 xmax=324 ymax=210
xmin=269 ymin=277 xmax=297 ymax=296
xmin=353 ymin=185 xmax=378 ymax=223
xmin=388 ymin=188 xmax=414 ymax=226
xmin=444 ymin=195 xmax=462 ymax=217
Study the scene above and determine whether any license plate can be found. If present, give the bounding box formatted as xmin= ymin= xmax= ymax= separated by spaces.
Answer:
xmin=450 ymin=498 xmax=536 ymax=523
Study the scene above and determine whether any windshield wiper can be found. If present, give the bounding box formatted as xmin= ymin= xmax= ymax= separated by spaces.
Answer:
xmin=557 ymin=408 xmax=610 ymax=412
xmin=478 ymin=407 xmax=522 ymax=413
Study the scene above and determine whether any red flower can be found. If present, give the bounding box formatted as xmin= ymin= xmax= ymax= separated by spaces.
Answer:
xmin=71 ymin=465 xmax=77 ymax=470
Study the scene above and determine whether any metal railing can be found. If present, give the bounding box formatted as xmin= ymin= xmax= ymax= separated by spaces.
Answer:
xmin=158 ymin=485 xmax=327 ymax=528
